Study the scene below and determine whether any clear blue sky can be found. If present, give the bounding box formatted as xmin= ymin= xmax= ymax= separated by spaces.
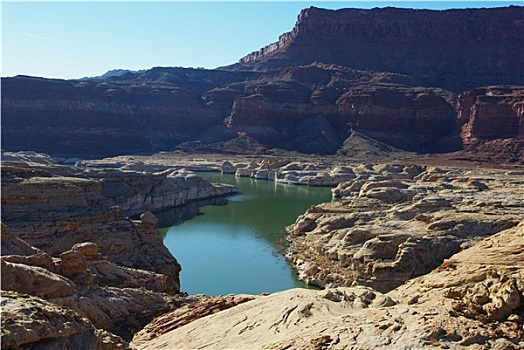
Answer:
xmin=2 ymin=1 xmax=521 ymax=79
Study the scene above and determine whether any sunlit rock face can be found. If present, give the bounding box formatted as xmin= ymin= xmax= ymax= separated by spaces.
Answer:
xmin=131 ymin=222 xmax=524 ymax=350
xmin=287 ymin=164 xmax=524 ymax=292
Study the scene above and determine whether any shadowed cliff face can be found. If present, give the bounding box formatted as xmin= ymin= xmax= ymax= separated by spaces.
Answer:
xmin=1 ymin=73 xmax=227 ymax=157
xmin=1 ymin=6 xmax=523 ymax=161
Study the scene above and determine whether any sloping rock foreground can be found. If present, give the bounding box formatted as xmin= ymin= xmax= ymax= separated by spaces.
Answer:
xmin=131 ymin=222 xmax=523 ymax=349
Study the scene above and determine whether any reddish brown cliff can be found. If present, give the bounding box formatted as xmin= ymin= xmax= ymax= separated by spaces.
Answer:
xmin=1 ymin=7 xmax=523 ymax=161
xmin=239 ymin=6 xmax=524 ymax=92
xmin=457 ymin=86 xmax=524 ymax=162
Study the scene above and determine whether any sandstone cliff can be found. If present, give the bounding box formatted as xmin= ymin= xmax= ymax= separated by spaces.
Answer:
xmin=2 ymin=6 xmax=523 ymax=161
xmin=239 ymin=6 xmax=524 ymax=92
xmin=458 ymin=86 xmax=524 ymax=163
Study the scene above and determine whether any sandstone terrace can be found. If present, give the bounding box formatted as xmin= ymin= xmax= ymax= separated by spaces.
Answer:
xmin=2 ymin=150 xmax=523 ymax=349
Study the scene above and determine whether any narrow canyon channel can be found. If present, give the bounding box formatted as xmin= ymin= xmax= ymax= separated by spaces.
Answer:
xmin=157 ymin=172 xmax=332 ymax=295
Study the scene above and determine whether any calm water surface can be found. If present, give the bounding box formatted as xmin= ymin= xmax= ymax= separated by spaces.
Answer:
xmin=160 ymin=172 xmax=332 ymax=295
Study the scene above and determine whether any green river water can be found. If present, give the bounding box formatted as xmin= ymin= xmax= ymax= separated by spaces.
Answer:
xmin=159 ymin=172 xmax=332 ymax=295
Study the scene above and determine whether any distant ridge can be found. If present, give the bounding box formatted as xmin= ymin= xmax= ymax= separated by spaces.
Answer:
xmin=83 ymin=69 xmax=146 ymax=80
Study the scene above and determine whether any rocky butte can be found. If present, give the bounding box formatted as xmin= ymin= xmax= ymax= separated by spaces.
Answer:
xmin=1 ymin=4 xmax=524 ymax=350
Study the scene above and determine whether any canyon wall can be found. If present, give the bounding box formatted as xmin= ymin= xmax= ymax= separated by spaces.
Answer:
xmin=2 ymin=6 xmax=523 ymax=162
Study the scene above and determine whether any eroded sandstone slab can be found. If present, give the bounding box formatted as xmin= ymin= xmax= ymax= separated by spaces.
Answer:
xmin=0 ymin=157 xmax=238 ymax=348
xmin=287 ymin=165 xmax=524 ymax=292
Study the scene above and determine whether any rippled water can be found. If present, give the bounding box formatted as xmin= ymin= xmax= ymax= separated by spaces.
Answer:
xmin=159 ymin=172 xmax=332 ymax=295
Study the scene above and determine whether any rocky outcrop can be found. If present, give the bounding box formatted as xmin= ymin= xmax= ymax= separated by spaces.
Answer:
xmin=91 ymin=168 xmax=237 ymax=216
xmin=239 ymin=6 xmax=524 ymax=92
xmin=131 ymin=286 xmax=397 ymax=350
xmin=130 ymin=222 xmax=524 ymax=349
xmin=287 ymin=164 xmax=524 ymax=292
xmin=132 ymin=294 xmax=255 ymax=348
xmin=1 ymin=159 xmax=236 ymax=259
xmin=0 ymin=156 xmax=241 ymax=347
xmin=1 ymin=291 xmax=126 ymax=350
xmin=230 ymin=159 xmax=358 ymax=186
xmin=0 ymin=221 xmax=180 ymax=341
xmin=1 ymin=163 xmax=182 ymax=293
xmin=458 ymin=86 xmax=524 ymax=163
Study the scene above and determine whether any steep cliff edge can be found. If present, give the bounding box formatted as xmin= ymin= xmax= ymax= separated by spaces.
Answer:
xmin=239 ymin=6 xmax=524 ymax=92
xmin=457 ymin=86 xmax=524 ymax=162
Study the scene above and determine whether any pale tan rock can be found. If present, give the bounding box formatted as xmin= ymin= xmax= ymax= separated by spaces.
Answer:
xmin=1 ymin=219 xmax=180 ymax=343
xmin=221 ymin=160 xmax=236 ymax=174
xmin=139 ymin=211 xmax=158 ymax=228
xmin=72 ymin=241 xmax=104 ymax=260
xmin=60 ymin=250 xmax=90 ymax=280
xmin=287 ymin=166 xmax=524 ymax=292
xmin=0 ymin=291 xmax=112 ymax=350
xmin=57 ymin=287 xmax=177 ymax=338
xmin=1 ymin=162 xmax=182 ymax=294
xmin=131 ymin=294 xmax=254 ymax=347
xmin=1 ymin=260 xmax=76 ymax=299
xmin=1 ymin=223 xmax=56 ymax=270
xmin=235 ymin=167 xmax=252 ymax=177
xmin=131 ymin=287 xmax=399 ymax=350
xmin=132 ymin=222 xmax=524 ymax=350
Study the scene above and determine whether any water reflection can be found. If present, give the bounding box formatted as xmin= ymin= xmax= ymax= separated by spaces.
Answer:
xmin=154 ymin=196 xmax=229 ymax=231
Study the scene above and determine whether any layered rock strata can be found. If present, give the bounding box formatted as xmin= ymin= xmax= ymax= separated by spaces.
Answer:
xmin=1 ymin=163 xmax=176 ymax=292
xmin=132 ymin=294 xmax=255 ymax=348
xmin=239 ymin=6 xmax=524 ymax=91
xmin=1 ymin=291 xmax=127 ymax=350
xmin=92 ymin=168 xmax=236 ymax=216
xmin=0 ymin=223 xmax=162 ymax=349
xmin=458 ymin=86 xmax=524 ymax=163
xmin=3 ymin=72 xmax=523 ymax=162
xmin=131 ymin=222 xmax=524 ymax=349
xmin=287 ymin=164 xmax=524 ymax=292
